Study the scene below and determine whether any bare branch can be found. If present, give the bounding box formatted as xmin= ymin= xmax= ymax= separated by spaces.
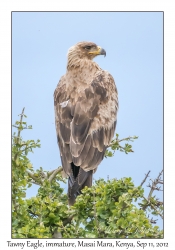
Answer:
xmin=14 ymin=108 xmax=25 ymax=162
xmin=148 ymin=170 xmax=163 ymax=200
xmin=17 ymin=107 xmax=25 ymax=144
xmin=155 ymin=200 xmax=163 ymax=206
xmin=140 ymin=170 xmax=151 ymax=187
xmin=142 ymin=196 xmax=163 ymax=219
xmin=139 ymin=169 xmax=163 ymax=223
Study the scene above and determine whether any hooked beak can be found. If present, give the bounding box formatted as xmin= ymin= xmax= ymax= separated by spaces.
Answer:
xmin=89 ymin=46 xmax=106 ymax=57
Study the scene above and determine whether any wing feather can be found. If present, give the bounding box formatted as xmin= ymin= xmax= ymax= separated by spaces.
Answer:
xmin=54 ymin=70 xmax=118 ymax=205
xmin=72 ymin=135 xmax=92 ymax=165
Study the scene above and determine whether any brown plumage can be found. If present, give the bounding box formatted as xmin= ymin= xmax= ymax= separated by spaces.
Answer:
xmin=54 ymin=41 xmax=118 ymax=205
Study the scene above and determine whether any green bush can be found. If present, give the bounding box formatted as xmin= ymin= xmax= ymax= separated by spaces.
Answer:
xmin=12 ymin=109 xmax=163 ymax=238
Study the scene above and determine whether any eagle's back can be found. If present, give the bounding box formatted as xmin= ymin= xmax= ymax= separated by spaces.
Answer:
xmin=54 ymin=61 xmax=118 ymax=205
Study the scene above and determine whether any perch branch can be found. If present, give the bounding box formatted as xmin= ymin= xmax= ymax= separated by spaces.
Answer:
xmin=48 ymin=166 xmax=63 ymax=183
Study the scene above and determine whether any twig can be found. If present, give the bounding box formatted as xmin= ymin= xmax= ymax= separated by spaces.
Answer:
xmin=27 ymin=167 xmax=63 ymax=185
xmin=148 ymin=170 xmax=163 ymax=200
xmin=17 ymin=107 xmax=25 ymax=144
xmin=150 ymin=218 xmax=158 ymax=224
xmin=108 ymin=140 xmax=119 ymax=148
xmin=108 ymin=136 xmax=138 ymax=148
xmin=140 ymin=170 xmax=151 ymax=187
xmin=142 ymin=196 xmax=163 ymax=219
xmin=26 ymin=170 xmax=42 ymax=184
xmin=48 ymin=167 xmax=63 ymax=183
xmin=14 ymin=108 xmax=25 ymax=162
xmin=48 ymin=169 xmax=56 ymax=177
xmin=156 ymin=200 xmax=163 ymax=206
xmin=118 ymin=137 xmax=134 ymax=143
xmin=12 ymin=108 xmax=26 ymax=212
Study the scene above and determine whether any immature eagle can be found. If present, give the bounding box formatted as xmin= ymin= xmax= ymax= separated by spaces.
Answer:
xmin=54 ymin=41 xmax=118 ymax=205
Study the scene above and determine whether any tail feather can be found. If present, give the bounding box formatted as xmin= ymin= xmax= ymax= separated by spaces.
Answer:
xmin=68 ymin=163 xmax=93 ymax=206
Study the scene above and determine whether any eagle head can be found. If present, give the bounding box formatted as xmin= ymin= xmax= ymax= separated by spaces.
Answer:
xmin=67 ymin=41 xmax=106 ymax=69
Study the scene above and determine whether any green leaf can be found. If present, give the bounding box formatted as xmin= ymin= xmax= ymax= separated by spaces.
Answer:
xmin=49 ymin=213 xmax=56 ymax=219
xmin=85 ymin=232 xmax=97 ymax=238
xmin=12 ymin=111 xmax=163 ymax=239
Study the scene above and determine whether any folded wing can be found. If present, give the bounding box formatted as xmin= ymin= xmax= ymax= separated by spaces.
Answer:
xmin=54 ymin=71 xmax=118 ymax=204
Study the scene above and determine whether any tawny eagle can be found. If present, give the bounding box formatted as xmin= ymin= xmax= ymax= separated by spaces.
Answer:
xmin=54 ymin=41 xmax=118 ymax=205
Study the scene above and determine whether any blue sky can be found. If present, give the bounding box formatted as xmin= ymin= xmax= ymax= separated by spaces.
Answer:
xmin=12 ymin=12 xmax=163 ymax=228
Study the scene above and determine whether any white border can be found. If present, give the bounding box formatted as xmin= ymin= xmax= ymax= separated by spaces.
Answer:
xmin=1 ymin=0 xmax=175 ymax=249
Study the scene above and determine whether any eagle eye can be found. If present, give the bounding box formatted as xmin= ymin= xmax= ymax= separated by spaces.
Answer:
xmin=84 ymin=46 xmax=91 ymax=50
